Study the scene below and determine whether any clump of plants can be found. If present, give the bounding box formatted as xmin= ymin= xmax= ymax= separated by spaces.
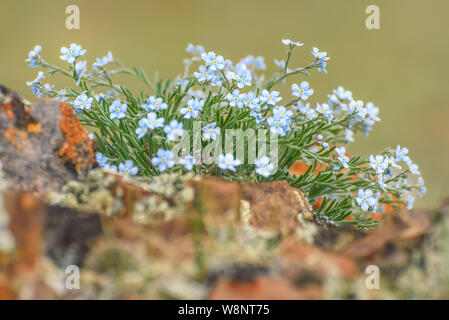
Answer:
xmin=25 ymin=39 xmax=426 ymax=228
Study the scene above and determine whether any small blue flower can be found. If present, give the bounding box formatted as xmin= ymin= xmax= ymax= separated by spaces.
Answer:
xmin=236 ymin=70 xmax=252 ymax=88
xmin=348 ymin=100 xmax=367 ymax=119
xmin=323 ymin=142 xmax=329 ymax=150
xmin=74 ymin=93 xmax=93 ymax=111
xmin=109 ymin=100 xmax=127 ymax=120
xmin=282 ymin=39 xmax=303 ymax=47
xmin=395 ymin=146 xmax=409 ymax=163
xmin=297 ymin=102 xmax=317 ymax=120
xmin=164 ymin=120 xmax=184 ymax=141
xmin=315 ymin=103 xmax=333 ymax=121
xmin=26 ymin=71 xmax=46 ymax=95
xmin=26 ymin=45 xmax=41 ymax=68
xmin=217 ymin=153 xmax=241 ymax=171
xmin=194 ymin=65 xmax=215 ymax=82
xmin=186 ymin=43 xmax=205 ymax=55
xmin=370 ymin=155 xmax=389 ymax=174
xmin=60 ymin=43 xmax=86 ymax=64
xmin=202 ymin=122 xmax=221 ymax=141
xmin=356 ymin=189 xmax=377 ymax=211
xmin=406 ymin=160 xmax=420 ymax=175
xmin=334 ymin=86 xmax=352 ymax=101
xmin=312 ymin=47 xmax=330 ymax=74
xmin=243 ymin=92 xmax=260 ymax=111
xmin=135 ymin=119 xmax=150 ymax=139
xmin=292 ymin=82 xmax=314 ymax=101
xmin=365 ymin=102 xmax=380 ymax=124
xmin=312 ymin=47 xmax=330 ymax=61
xmin=336 ymin=147 xmax=350 ymax=168
xmin=152 ymin=149 xmax=175 ymax=172
xmin=267 ymin=115 xmax=290 ymax=136
xmin=179 ymin=155 xmax=195 ymax=170
xmin=93 ymin=52 xmax=113 ymax=68
xmin=272 ymin=106 xmax=293 ymax=120
xmin=146 ymin=112 xmax=165 ymax=130
xmin=95 ymin=152 xmax=109 ymax=167
xmin=259 ymin=90 xmax=282 ymax=106
xmin=119 ymin=160 xmax=138 ymax=175
xmin=180 ymin=98 xmax=203 ymax=119
xmin=226 ymin=89 xmax=245 ymax=108
xmin=251 ymin=111 xmax=265 ymax=124
xmin=210 ymin=74 xmax=223 ymax=87
xmin=144 ymin=96 xmax=168 ymax=112
xmin=201 ymin=51 xmax=225 ymax=71
xmin=255 ymin=156 xmax=274 ymax=177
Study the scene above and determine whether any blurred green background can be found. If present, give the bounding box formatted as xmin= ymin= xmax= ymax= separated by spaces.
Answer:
xmin=1 ymin=0 xmax=448 ymax=208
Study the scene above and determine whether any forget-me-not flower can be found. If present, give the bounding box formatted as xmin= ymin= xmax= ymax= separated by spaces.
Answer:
xmin=217 ymin=153 xmax=241 ymax=171
xmin=60 ymin=43 xmax=86 ymax=64
xmin=370 ymin=155 xmax=389 ymax=174
xmin=194 ymin=65 xmax=215 ymax=82
xmin=93 ymin=52 xmax=113 ymax=68
xmin=95 ymin=152 xmax=109 ymax=167
xmin=144 ymin=96 xmax=168 ymax=112
xmin=109 ymin=100 xmax=127 ymax=120
xmin=74 ymin=93 xmax=93 ymax=111
xmin=282 ymin=39 xmax=303 ymax=47
xmin=226 ymin=89 xmax=245 ymax=108
xmin=26 ymin=45 xmax=42 ymax=68
xmin=356 ymin=189 xmax=377 ymax=211
xmin=202 ymin=122 xmax=221 ymax=141
xmin=255 ymin=156 xmax=274 ymax=177
xmin=180 ymin=98 xmax=203 ymax=119
xmin=336 ymin=147 xmax=350 ymax=168
xmin=292 ymin=82 xmax=314 ymax=101
xmin=164 ymin=120 xmax=184 ymax=141
xmin=119 ymin=160 xmax=138 ymax=175
xmin=152 ymin=149 xmax=175 ymax=172
xmin=259 ymin=90 xmax=282 ymax=106
xmin=179 ymin=155 xmax=195 ymax=170
xmin=135 ymin=118 xmax=150 ymax=139
xmin=201 ymin=51 xmax=225 ymax=71
xmin=146 ymin=112 xmax=165 ymax=130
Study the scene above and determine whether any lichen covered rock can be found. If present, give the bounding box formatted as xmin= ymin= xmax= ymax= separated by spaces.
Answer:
xmin=0 ymin=85 xmax=93 ymax=192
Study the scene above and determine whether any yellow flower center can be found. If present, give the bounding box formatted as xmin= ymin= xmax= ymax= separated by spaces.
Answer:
xmin=116 ymin=108 xmax=120 ymax=112
xmin=161 ymin=157 xmax=166 ymax=163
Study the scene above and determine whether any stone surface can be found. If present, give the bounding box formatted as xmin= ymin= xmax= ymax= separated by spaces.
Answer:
xmin=0 ymin=85 xmax=94 ymax=192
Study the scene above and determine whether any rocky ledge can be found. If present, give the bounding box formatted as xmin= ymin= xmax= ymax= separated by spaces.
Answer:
xmin=1 ymin=86 xmax=448 ymax=299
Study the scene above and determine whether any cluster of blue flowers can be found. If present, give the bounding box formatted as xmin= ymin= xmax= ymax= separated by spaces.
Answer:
xmin=24 ymin=39 xmax=426 ymax=223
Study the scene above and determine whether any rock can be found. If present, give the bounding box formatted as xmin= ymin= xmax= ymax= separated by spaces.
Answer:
xmin=0 ymin=85 xmax=94 ymax=192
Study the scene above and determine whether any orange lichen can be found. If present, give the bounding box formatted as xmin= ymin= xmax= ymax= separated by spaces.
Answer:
xmin=1 ymin=104 xmax=14 ymax=120
xmin=3 ymin=127 xmax=29 ymax=149
xmin=290 ymin=161 xmax=328 ymax=177
xmin=57 ymin=103 xmax=94 ymax=175
xmin=26 ymin=123 xmax=42 ymax=134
